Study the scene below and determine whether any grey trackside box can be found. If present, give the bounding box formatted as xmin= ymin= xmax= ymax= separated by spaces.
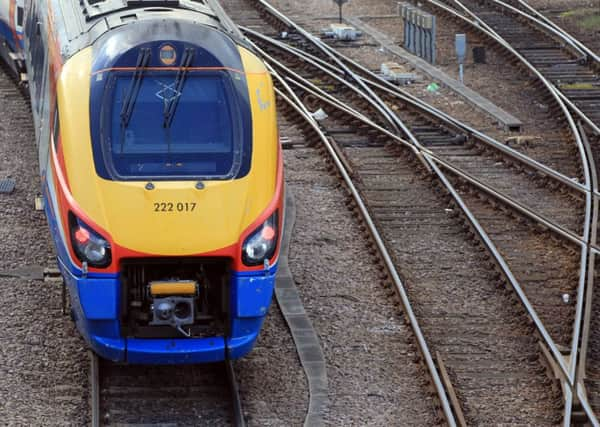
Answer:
xmin=399 ymin=2 xmax=436 ymax=64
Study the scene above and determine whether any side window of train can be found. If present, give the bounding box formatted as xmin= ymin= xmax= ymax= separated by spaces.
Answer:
xmin=26 ymin=10 xmax=47 ymax=112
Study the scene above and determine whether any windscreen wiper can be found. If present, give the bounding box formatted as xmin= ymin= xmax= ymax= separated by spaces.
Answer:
xmin=163 ymin=47 xmax=194 ymax=129
xmin=119 ymin=48 xmax=151 ymax=153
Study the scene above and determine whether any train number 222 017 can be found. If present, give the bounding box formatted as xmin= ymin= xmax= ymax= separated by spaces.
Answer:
xmin=153 ymin=202 xmax=197 ymax=212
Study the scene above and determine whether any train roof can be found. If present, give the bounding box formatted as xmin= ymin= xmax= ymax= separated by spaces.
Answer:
xmin=54 ymin=0 xmax=245 ymax=59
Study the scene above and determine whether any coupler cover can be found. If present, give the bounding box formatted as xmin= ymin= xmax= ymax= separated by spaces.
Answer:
xmin=150 ymin=296 xmax=195 ymax=327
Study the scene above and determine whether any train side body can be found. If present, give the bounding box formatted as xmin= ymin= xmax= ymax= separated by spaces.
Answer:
xmin=0 ymin=0 xmax=282 ymax=364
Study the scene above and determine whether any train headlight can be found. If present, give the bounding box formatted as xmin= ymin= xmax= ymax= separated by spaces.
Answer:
xmin=68 ymin=213 xmax=112 ymax=268
xmin=242 ymin=211 xmax=279 ymax=267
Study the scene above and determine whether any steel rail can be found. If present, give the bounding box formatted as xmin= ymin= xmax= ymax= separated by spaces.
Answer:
xmin=247 ymin=29 xmax=592 ymax=249
xmin=487 ymin=0 xmax=587 ymax=60
xmin=247 ymin=1 xmax=600 ymax=251
xmin=432 ymin=0 xmax=594 ymax=176
xmin=225 ymin=359 xmax=246 ymax=427
xmin=243 ymin=30 xmax=409 ymax=142
xmin=206 ymin=0 xmax=245 ymax=39
xmin=243 ymin=24 xmax=589 ymax=194
xmin=358 ymin=81 xmax=588 ymax=186
xmin=251 ymin=0 xmax=437 ymax=160
xmin=246 ymin=27 xmax=458 ymax=425
xmin=271 ymin=86 xmax=458 ymax=427
xmin=278 ymin=67 xmax=598 ymax=389
xmin=425 ymin=1 xmax=596 ymax=422
xmin=575 ymin=123 xmax=600 ymax=426
xmin=281 ymin=70 xmax=592 ymax=249
xmin=242 ymin=1 xmax=593 ymax=420
xmin=425 ymin=150 xmax=581 ymax=373
xmin=90 ymin=352 xmax=101 ymax=427
xmin=431 ymin=155 xmax=586 ymax=244
xmin=89 ymin=353 xmax=245 ymax=426
xmin=247 ymin=2 xmax=599 ymax=267
xmin=517 ymin=0 xmax=600 ymax=65
xmin=436 ymin=0 xmax=594 ymax=319
xmin=364 ymin=76 xmax=590 ymax=191
xmin=437 ymin=0 xmax=600 ymax=421
xmin=433 ymin=0 xmax=590 ymax=164
xmin=249 ymin=0 xmax=407 ymax=137
xmin=485 ymin=0 xmax=600 ymax=136
xmin=556 ymin=90 xmax=600 ymax=137
xmin=274 ymin=40 xmax=581 ymax=410
xmin=578 ymin=381 xmax=600 ymax=427
xmin=307 ymin=31 xmax=594 ymax=190
xmin=241 ymin=27 xmax=403 ymax=135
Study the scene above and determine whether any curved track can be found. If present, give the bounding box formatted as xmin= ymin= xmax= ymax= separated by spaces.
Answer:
xmin=386 ymin=0 xmax=600 ymax=423
xmin=221 ymin=0 xmax=600 ymax=424
xmin=274 ymin=67 xmax=566 ymax=425
xmin=454 ymin=0 xmax=600 ymax=128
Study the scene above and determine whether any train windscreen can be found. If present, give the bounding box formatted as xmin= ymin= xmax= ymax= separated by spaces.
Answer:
xmin=101 ymin=71 xmax=244 ymax=179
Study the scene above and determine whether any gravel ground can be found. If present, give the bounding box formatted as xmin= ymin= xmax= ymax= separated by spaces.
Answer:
xmin=235 ymin=306 xmax=307 ymax=426
xmin=0 ymin=71 xmax=89 ymax=425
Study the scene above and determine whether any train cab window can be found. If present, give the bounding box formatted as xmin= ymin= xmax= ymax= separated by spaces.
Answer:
xmin=101 ymin=71 xmax=244 ymax=180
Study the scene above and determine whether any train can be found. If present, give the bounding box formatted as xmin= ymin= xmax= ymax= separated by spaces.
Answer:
xmin=0 ymin=0 xmax=283 ymax=364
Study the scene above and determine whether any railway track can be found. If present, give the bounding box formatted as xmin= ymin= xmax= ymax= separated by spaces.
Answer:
xmin=228 ymin=0 xmax=592 ymax=239
xmin=584 ymin=254 xmax=600 ymax=421
xmin=90 ymin=353 xmax=245 ymax=426
xmin=275 ymin=73 xmax=566 ymax=424
xmin=247 ymin=28 xmax=585 ymax=233
xmin=450 ymin=0 xmax=600 ymax=127
xmin=221 ymin=0 xmax=600 ymax=424
xmin=245 ymin=0 xmax=586 ymax=179
xmin=409 ymin=1 xmax=600 ymax=423
xmin=278 ymin=112 xmax=441 ymax=425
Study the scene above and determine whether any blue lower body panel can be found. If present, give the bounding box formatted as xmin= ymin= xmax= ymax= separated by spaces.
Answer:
xmin=59 ymin=258 xmax=276 ymax=364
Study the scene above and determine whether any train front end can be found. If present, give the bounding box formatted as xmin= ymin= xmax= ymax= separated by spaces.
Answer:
xmin=45 ymin=20 xmax=282 ymax=364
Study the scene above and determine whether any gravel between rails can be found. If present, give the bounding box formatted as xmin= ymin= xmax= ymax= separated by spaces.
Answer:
xmin=280 ymin=113 xmax=438 ymax=426
xmin=450 ymin=177 xmax=581 ymax=349
xmin=99 ymin=361 xmax=233 ymax=426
